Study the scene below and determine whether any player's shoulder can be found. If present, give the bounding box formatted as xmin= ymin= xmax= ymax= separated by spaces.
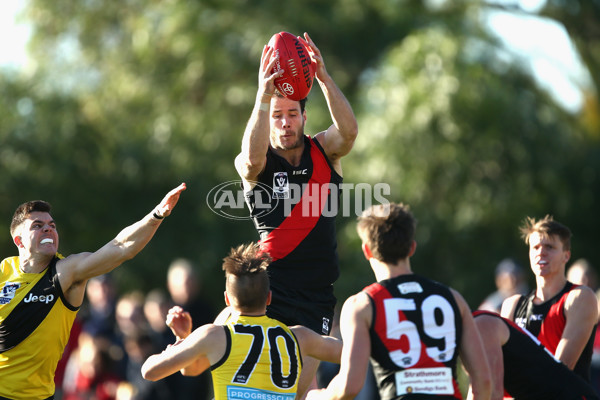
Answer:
xmin=499 ymin=294 xmax=523 ymax=319
xmin=566 ymin=283 xmax=598 ymax=308
xmin=56 ymin=252 xmax=90 ymax=268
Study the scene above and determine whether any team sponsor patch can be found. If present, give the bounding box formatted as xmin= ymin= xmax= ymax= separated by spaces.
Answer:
xmin=0 ymin=281 xmax=20 ymax=305
xmin=395 ymin=367 xmax=453 ymax=396
xmin=227 ymin=386 xmax=294 ymax=400
xmin=272 ymin=172 xmax=290 ymax=199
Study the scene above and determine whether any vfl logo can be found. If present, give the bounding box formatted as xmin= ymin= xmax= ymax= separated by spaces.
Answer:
xmin=273 ymin=172 xmax=290 ymax=199
xmin=0 ymin=282 xmax=20 ymax=305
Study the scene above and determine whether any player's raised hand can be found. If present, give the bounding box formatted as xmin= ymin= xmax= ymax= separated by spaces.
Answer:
xmin=302 ymin=32 xmax=327 ymax=82
xmin=154 ymin=183 xmax=186 ymax=218
xmin=166 ymin=305 xmax=193 ymax=340
xmin=259 ymin=45 xmax=282 ymax=95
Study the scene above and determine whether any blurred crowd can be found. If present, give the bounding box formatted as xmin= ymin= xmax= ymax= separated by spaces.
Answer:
xmin=54 ymin=258 xmax=216 ymax=400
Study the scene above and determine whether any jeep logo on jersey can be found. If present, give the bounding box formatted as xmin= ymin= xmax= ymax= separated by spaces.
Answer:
xmin=23 ymin=292 xmax=55 ymax=304
xmin=206 ymin=180 xmax=279 ymax=221
xmin=0 ymin=282 xmax=20 ymax=305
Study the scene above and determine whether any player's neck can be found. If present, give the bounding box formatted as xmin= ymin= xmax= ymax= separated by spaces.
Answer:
xmin=18 ymin=253 xmax=52 ymax=274
xmin=236 ymin=309 xmax=267 ymax=317
xmin=535 ymin=275 xmax=567 ymax=303
xmin=270 ymin=141 xmax=305 ymax=167
xmin=371 ymin=258 xmax=412 ymax=281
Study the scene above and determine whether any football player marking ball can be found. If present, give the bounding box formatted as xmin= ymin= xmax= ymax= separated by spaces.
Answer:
xmin=268 ymin=31 xmax=316 ymax=101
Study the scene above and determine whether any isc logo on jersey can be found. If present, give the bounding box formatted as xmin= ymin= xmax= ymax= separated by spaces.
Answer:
xmin=24 ymin=292 xmax=54 ymax=304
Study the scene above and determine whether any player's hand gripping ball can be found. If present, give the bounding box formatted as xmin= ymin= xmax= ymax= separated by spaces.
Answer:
xmin=268 ymin=32 xmax=316 ymax=101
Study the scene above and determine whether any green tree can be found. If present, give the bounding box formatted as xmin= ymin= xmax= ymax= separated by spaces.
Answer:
xmin=1 ymin=0 xmax=599 ymax=310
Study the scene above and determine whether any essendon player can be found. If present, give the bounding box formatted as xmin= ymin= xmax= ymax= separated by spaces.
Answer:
xmin=307 ymin=203 xmax=492 ymax=400
xmin=235 ymin=32 xmax=358 ymax=399
xmin=469 ymin=311 xmax=599 ymax=400
xmin=501 ymin=216 xmax=597 ymax=382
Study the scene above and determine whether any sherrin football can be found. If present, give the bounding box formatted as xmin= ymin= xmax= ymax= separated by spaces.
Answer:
xmin=268 ymin=32 xmax=316 ymax=101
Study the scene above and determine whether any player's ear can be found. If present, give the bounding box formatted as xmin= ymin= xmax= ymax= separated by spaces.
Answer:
xmin=266 ymin=290 xmax=272 ymax=306
xmin=408 ymin=240 xmax=417 ymax=257
xmin=13 ymin=235 xmax=23 ymax=249
xmin=224 ymin=291 xmax=231 ymax=306
xmin=564 ymin=249 xmax=571 ymax=265
xmin=361 ymin=242 xmax=372 ymax=260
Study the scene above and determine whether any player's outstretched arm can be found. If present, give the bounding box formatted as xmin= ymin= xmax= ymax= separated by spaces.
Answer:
xmin=303 ymin=32 xmax=358 ymax=165
xmin=290 ymin=325 xmax=342 ymax=364
xmin=142 ymin=323 xmax=224 ymax=381
xmin=58 ymin=183 xmax=186 ymax=305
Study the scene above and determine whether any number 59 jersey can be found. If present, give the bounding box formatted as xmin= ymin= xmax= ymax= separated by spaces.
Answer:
xmin=211 ymin=314 xmax=302 ymax=400
xmin=363 ymin=274 xmax=463 ymax=399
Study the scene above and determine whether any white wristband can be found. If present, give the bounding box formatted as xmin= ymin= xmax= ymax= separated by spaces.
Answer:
xmin=258 ymin=102 xmax=269 ymax=112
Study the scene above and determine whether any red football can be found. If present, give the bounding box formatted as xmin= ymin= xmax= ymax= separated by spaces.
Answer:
xmin=268 ymin=32 xmax=316 ymax=101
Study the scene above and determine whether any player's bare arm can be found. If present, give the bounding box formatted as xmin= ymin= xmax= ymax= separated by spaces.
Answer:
xmin=236 ymin=46 xmax=282 ymax=189
xmin=290 ymin=325 xmax=342 ymax=364
xmin=142 ymin=323 xmax=225 ymax=381
xmin=555 ymin=286 xmax=598 ymax=369
xmin=307 ymin=293 xmax=372 ymax=400
xmin=468 ymin=315 xmax=508 ymax=400
xmin=304 ymin=32 xmax=358 ymax=171
xmin=452 ymin=289 xmax=492 ymax=400
xmin=499 ymin=294 xmax=521 ymax=320
xmin=57 ymin=183 xmax=186 ymax=306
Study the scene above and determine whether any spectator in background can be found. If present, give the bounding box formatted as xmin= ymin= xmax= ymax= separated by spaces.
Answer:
xmin=62 ymin=331 xmax=124 ymax=400
xmin=115 ymin=291 xmax=149 ymax=339
xmin=81 ymin=275 xmax=119 ymax=338
xmin=166 ymin=258 xmax=216 ymax=400
xmin=167 ymin=258 xmax=216 ymax=328
xmin=479 ymin=258 xmax=529 ymax=313
xmin=567 ymin=258 xmax=599 ymax=293
xmin=144 ymin=289 xmax=175 ymax=350
xmin=122 ymin=330 xmax=175 ymax=400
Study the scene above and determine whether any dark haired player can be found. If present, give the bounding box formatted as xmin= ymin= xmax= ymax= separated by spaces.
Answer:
xmin=235 ymin=32 xmax=358 ymax=398
xmin=0 ymin=183 xmax=186 ymax=399
xmin=141 ymin=243 xmax=341 ymax=400
xmin=308 ymin=203 xmax=492 ymax=400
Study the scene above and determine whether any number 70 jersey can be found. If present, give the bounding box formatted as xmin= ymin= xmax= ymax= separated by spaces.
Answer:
xmin=211 ymin=314 xmax=302 ymax=400
xmin=363 ymin=274 xmax=463 ymax=399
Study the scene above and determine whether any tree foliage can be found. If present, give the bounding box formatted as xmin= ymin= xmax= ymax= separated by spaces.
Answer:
xmin=1 ymin=0 xmax=599 ymax=307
